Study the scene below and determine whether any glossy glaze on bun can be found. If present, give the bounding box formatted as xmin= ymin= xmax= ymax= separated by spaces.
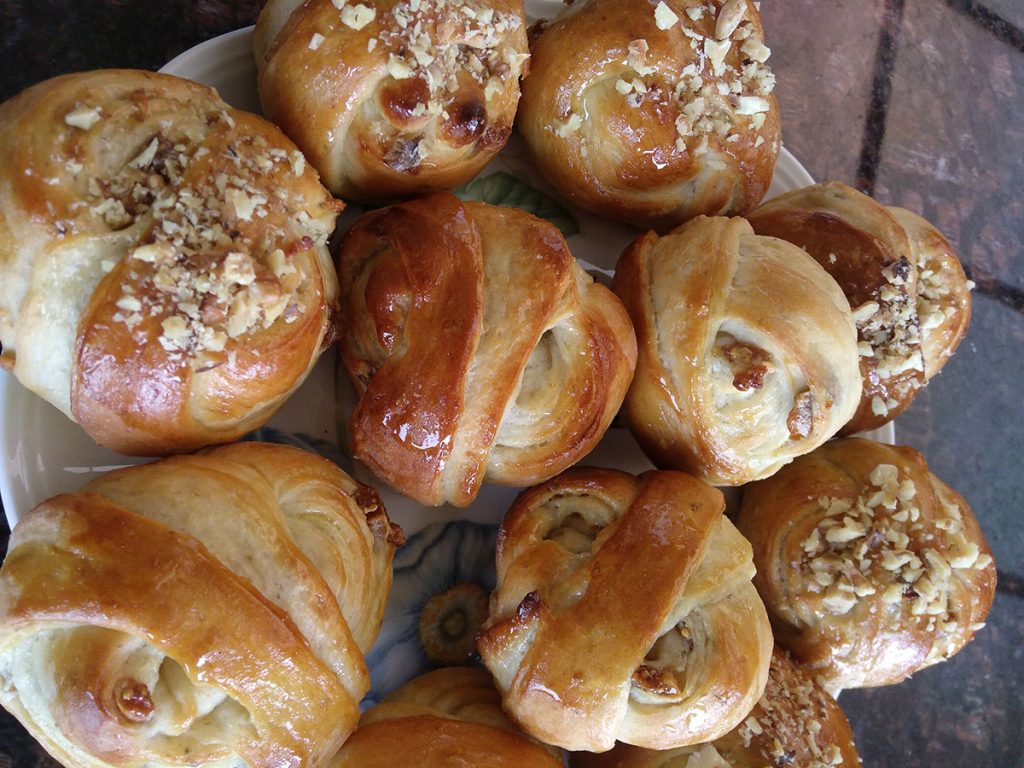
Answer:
xmin=255 ymin=0 xmax=529 ymax=203
xmin=520 ymin=0 xmax=780 ymax=230
xmin=737 ymin=438 xmax=996 ymax=693
xmin=478 ymin=468 xmax=772 ymax=752
xmin=614 ymin=216 xmax=861 ymax=485
xmin=0 ymin=442 xmax=403 ymax=768
xmin=0 ymin=69 xmax=341 ymax=455
xmin=338 ymin=192 xmax=636 ymax=507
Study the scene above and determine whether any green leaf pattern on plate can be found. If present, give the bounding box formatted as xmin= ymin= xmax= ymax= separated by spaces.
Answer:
xmin=453 ymin=172 xmax=580 ymax=237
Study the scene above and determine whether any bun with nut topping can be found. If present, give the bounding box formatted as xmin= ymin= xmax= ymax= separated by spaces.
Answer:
xmin=255 ymin=0 xmax=529 ymax=203
xmin=737 ymin=438 xmax=996 ymax=693
xmin=519 ymin=0 xmax=780 ymax=231
xmin=0 ymin=69 xmax=341 ymax=455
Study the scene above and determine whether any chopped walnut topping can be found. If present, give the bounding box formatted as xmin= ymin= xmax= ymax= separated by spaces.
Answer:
xmin=627 ymin=38 xmax=654 ymax=75
xmin=855 ymin=256 xmax=923 ymax=416
xmin=555 ymin=113 xmax=582 ymax=137
xmin=738 ymin=654 xmax=852 ymax=767
xmin=614 ymin=0 xmax=776 ymax=153
xmin=65 ymin=105 xmax=102 ymax=130
xmin=715 ymin=0 xmax=747 ymax=40
xmin=341 ymin=3 xmax=376 ymax=29
xmin=354 ymin=0 xmax=525 ymax=156
xmin=83 ymin=113 xmax=317 ymax=358
xmin=654 ymin=1 xmax=680 ymax=29
xmin=735 ymin=95 xmax=770 ymax=114
xmin=704 ymin=38 xmax=731 ymax=75
xmin=799 ymin=461 xmax=990 ymax=658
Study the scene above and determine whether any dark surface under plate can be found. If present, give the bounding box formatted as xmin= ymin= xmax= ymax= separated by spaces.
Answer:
xmin=0 ymin=0 xmax=1022 ymax=766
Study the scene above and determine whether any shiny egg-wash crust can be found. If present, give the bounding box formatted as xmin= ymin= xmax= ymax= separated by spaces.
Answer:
xmin=331 ymin=668 xmax=563 ymax=767
xmin=0 ymin=69 xmax=341 ymax=455
xmin=337 ymin=193 xmax=637 ymax=507
xmin=737 ymin=438 xmax=996 ymax=694
xmin=255 ymin=0 xmax=529 ymax=203
xmin=519 ymin=0 xmax=780 ymax=231
xmin=748 ymin=181 xmax=972 ymax=434
xmin=613 ymin=216 xmax=861 ymax=486
xmin=478 ymin=468 xmax=772 ymax=753
xmin=0 ymin=442 xmax=402 ymax=768
xmin=573 ymin=648 xmax=863 ymax=768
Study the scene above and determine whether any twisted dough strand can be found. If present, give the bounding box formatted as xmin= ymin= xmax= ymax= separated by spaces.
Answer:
xmin=478 ymin=468 xmax=772 ymax=752
xmin=0 ymin=443 xmax=402 ymax=768
xmin=338 ymin=193 xmax=635 ymax=506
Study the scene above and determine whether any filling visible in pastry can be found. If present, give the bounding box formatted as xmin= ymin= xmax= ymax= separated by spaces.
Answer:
xmin=11 ymin=627 xmax=246 ymax=760
xmin=629 ymin=615 xmax=709 ymax=705
xmin=545 ymin=511 xmax=604 ymax=555
xmin=494 ymin=325 xmax=575 ymax=449
xmin=538 ymin=490 xmax=617 ymax=556
xmin=708 ymin=329 xmax=815 ymax=453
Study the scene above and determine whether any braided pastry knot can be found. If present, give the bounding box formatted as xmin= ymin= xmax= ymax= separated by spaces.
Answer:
xmin=737 ymin=438 xmax=996 ymax=694
xmin=614 ymin=216 xmax=861 ymax=486
xmin=332 ymin=668 xmax=563 ymax=767
xmin=0 ymin=442 xmax=403 ymax=768
xmin=519 ymin=0 xmax=780 ymax=231
xmin=748 ymin=181 xmax=972 ymax=433
xmin=0 ymin=70 xmax=341 ymax=455
xmin=255 ymin=0 xmax=528 ymax=203
xmin=477 ymin=468 xmax=772 ymax=753
xmin=338 ymin=193 xmax=637 ymax=507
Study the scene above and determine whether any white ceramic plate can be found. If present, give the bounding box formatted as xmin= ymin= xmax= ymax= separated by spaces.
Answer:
xmin=0 ymin=21 xmax=893 ymax=534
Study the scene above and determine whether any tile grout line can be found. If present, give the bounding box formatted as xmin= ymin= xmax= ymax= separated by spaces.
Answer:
xmin=855 ymin=0 xmax=907 ymax=196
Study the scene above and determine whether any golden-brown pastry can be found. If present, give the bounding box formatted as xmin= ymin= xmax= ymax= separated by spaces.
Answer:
xmin=331 ymin=667 xmax=563 ymax=767
xmin=519 ymin=0 xmax=780 ymax=231
xmin=737 ymin=438 xmax=996 ymax=693
xmin=477 ymin=468 xmax=773 ymax=753
xmin=0 ymin=70 xmax=341 ymax=455
xmin=337 ymin=192 xmax=637 ymax=507
xmin=0 ymin=442 xmax=403 ymax=768
xmin=613 ymin=216 xmax=861 ymax=486
xmin=573 ymin=648 xmax=862 ymax=768
xmin=748 ymin=181 xmax=972 ymax=433
xmin=255 ymin=0 xmax=528 ymax=203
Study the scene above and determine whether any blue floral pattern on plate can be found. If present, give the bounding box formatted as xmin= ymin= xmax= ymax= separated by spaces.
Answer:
xmin=363 ymin=520 xmax=498 ymax=708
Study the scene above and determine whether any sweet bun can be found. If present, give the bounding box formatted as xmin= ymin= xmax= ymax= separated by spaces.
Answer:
xmin=331 ymin=667 xmax=562 ymax=767
xmin=0 ymin=69 xmax=341 ymax=455
xmin=573 ymin=648 xmax=862 ymax=768
xmin=613 ymin=215 xmax=861 ymax=485
xmin=338 ymin=192 xmax=636 ymax=507
xmin=255 ymin=0 xmax=529 ymax=203
xmin=0 ymin=442 xmax=403 ymax=768
xmin=748 ymin=181 xmax=972 ymax=433
xmin=478 ymin=468 xmax=772 ymax=753
xmin=519 ymin=0 xmax=780 ymax=231
xmin=737 ymin=438 xmax=996 ymax=693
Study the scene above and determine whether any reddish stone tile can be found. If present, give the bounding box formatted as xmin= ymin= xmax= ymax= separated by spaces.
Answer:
xmin=761 ymin=0 xmax=887 ymax=182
